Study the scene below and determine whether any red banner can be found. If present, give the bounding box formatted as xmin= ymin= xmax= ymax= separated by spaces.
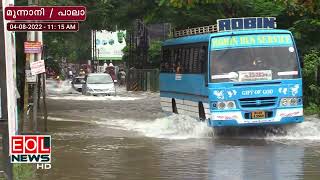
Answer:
xmin=5 ymin=6 xmax=86 ymax=21
xmin=24 ymin=41 xmax=42 ymax=54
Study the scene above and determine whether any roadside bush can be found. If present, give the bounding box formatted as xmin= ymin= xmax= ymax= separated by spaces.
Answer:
xmin=302 ymin=50 xmax=320 ymax=116
xmin=13 ymin=164 xmax=35 ymax=180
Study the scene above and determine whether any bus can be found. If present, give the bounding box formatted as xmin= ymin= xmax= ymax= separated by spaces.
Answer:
xmin=160 ymin=17 xmax=303 ymax=127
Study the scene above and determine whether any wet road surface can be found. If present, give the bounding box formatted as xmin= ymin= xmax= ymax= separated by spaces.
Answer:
xmin=37 ymin=84 xmax=320 ymax=180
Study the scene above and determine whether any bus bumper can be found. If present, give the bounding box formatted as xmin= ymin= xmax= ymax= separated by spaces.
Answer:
xmin=208 ymin=116 xmax=304 ymax=127
xmin=208 ymin=108 xmax=304 ymax=127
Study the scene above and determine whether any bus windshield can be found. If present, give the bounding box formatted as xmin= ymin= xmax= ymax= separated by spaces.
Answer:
xmin=210 ymin=46 xmax=300 ymax=83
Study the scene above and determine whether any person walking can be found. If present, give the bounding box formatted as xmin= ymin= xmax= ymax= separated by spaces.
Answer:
xmin=68 ymin=68 xmax=73 ymax=79
xmin=119 ymin=69 xmax=126 ymax=86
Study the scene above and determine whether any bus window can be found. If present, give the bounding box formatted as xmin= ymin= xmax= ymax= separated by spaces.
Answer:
xmin=193 ymin=48 xmax=200 ymax=73
xmin=175 ymin=48 xmax=182 ymax=72
xmin=170 ymin=49 xmax=174 ymax=72
xmin=185 ymin=48 xmax=190 ymax=73
xmin=200 ymin=46 xmax=208 ymax=73
xmin=161 ymin=48 xmax=170 ymax=72
xmin=181 ymin=48 xmax=186 ymax=73
xmin=189 ymin=48 xmax=194 ymax=73
xmin=200 ymin=46 xmax=208 ymax=86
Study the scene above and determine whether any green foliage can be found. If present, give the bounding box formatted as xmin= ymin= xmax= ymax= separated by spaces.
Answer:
xmin=121 ymin=40 xmax=162 ymax=67
xmin=44 ymin=28 xmax=91 ymax=66
xmin=252 ymin=0 xmax=285 ymax=16
xmin=276 ymin=0 xmax=320 ymax=53
xmin=122 ymin=45 xmax=129 ymax=64
xmin=290 ymin=19 xmax=320 ymax=53
xmin=302 ymin=50 xmax=320 ymax=111
xmin=304 ymin=103 xmax=320 ymax=117
xmin=158 ymin=0 xmax=218 ymax=8
xmin=148 ymin=41 xmax=162 ymax=67
xmin=13 ymin=164 xmax=35 ymax=180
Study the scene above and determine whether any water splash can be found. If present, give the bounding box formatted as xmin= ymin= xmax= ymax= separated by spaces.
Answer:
xmin=48 ymin=110 xmax=320 ymax=141
xmin=48 ymin=95 xmax=142 ymax=101
xmin=96 ymin=114 xmax=214 ymax=139
xmin=267 ymin=116 xmax=320 ymax=141
xmin=46 ymin=79 xmax=78 ymax=95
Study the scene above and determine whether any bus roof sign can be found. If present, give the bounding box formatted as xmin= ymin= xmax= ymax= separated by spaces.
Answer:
xmin=217 ymin=17 xmax=277 ymax=32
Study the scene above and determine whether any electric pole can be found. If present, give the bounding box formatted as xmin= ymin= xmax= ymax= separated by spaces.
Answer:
xmin=22 ymin=0 xmax=43 ymax=133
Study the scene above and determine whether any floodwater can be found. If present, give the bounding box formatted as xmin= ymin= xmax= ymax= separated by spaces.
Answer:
xmin=36 ymin=81 xmax=320 ymax=180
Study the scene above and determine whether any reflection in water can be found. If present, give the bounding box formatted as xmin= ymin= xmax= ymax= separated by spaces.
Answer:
xmin=208 ymin=141 xmax=304 ymax=180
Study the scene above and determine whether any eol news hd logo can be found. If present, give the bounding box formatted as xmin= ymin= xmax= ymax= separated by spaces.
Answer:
xmin=11 ymin=135 xmax=51 ymax=169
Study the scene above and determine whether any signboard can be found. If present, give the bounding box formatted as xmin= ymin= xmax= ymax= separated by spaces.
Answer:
xmin=11 ymin=135 xmax=51 ymax=164
xmin=93 ymin=30 xmax=126 ymax=61
xmin=25 ymin=70 xmax=36 ymax=83
xmin=239 ymin=70 xmax=272 ymax=82
xmin=30 ymin=60 xmax=45 ymax=75
xmin=5 ymin=6 xmax=86 ymax=21
xmin=211 ymin=34 xmax=293 ymax=50
xmin=217 ymin=17 xmax=276 ymax=32
xmin=24 ymin=41 xmax=42 ymax=54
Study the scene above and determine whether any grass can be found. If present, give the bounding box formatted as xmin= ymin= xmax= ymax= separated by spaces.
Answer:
xmin=304 ymin=103 xmax=320 ymax=117
xmin=13 ymin=164 xmax=36 ymax=180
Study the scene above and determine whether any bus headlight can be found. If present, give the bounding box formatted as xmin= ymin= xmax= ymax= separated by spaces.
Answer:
xmin=217 ymin=102 xmax=226 ymax=109
xmin=216 ymin=101 xmax=236 ymax=109
xmin=290 ymin=98 xmax=298 ymax=106
xmin=280 ymin=97 xmax=301 ymax=106
xmin=227 ymin=101 xmax=236 ymax=109
xmin=280 ymin=98 xmax=288 ymax=106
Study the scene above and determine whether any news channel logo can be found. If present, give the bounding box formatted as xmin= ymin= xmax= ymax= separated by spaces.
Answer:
xmin=11 ymin=135 xmax=51 ymax=170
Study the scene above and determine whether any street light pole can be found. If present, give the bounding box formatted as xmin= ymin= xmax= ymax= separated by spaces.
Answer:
xmin=93 ymin=30 xmax=96 ymax=73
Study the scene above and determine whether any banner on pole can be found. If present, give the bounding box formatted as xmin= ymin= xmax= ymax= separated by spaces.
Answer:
xmin=24 ymin=41 xmax=42 ymax=54
xmin=25 ymin=70 xmax=36 ymax=83
xmin=30 ymin=60 xmax=45 ymax=75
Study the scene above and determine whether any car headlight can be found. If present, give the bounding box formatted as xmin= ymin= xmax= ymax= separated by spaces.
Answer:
xmin=215 ymin=101 xmax=236 ymax=110
xmin=280 ymin=97 xmax=301 ymax=106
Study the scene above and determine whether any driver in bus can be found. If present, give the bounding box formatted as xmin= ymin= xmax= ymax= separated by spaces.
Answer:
xmin=252 ymin=57 xmax=268 ymax=70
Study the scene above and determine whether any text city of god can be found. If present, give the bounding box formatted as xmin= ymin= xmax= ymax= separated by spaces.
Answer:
xmin=241 ymin=89 xmax=273 ymax=96
xmin=212 ymin=35 xmax=291 ymax=48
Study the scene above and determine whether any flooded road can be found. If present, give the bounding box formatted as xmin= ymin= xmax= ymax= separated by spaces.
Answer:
xmin=37 ymin=83 xmax=320 ymax=180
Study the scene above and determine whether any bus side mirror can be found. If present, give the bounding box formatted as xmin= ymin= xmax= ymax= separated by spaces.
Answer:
xmin=205 ymin=74 xmax=208 ymax=87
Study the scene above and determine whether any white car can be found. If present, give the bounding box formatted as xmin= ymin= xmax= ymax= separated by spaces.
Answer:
xmin=82 ymin=73 xmax=116 ymax=96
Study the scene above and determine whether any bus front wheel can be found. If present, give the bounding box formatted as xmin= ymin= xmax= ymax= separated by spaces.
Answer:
xmin=172 ymin=99 xmax=178 ymax=114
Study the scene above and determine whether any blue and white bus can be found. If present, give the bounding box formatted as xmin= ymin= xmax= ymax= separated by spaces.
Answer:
xmin=160 ymin=17 xmax=303 ymax=127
